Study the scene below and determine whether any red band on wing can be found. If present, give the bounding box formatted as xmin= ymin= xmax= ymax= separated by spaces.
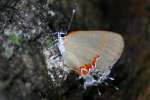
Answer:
xmin=79 ymin=54 xmax=100 ymax=76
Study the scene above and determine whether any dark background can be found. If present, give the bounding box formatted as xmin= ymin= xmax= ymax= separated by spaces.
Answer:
xmin=0 ymin=0 xmax=150 ymax=100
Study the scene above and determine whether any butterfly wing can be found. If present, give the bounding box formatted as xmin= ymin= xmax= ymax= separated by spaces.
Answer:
xmin=63 ymin=31 xmax=124 ymax=73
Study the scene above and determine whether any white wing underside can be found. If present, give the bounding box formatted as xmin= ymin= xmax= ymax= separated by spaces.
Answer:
xmin=63 ymin=31 xmax=124 ymax=73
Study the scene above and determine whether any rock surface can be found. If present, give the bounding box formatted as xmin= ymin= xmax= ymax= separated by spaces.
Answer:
xmin=0 ymin=0 xmax=150 ymax=100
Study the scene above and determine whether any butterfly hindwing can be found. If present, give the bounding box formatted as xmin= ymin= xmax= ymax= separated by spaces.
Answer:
xmin=63 ymin=31 xmax=124 ymax=72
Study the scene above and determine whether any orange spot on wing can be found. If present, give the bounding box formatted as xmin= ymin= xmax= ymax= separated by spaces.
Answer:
xmin=77 ymin=54 xmax=101 ymax=76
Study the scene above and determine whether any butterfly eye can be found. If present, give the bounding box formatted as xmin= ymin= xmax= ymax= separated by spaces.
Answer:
xmin=60 ymin=34 xmax=65 ymax=37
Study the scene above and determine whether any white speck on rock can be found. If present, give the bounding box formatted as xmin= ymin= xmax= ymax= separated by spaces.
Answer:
xmin=38 ymin=21 xmax=42 ymax=25
xmin=32 ymin=6 xmax=36 ymax=11
xmin=31 ymin=29 xmax=36 ymax=33
xmin=48 ymin=10 xmax=55 ymax=16
xmin=25 ymin=14 xmax=28 ymax=17
xmin=4 ymin=29 xmax=10 ymax=36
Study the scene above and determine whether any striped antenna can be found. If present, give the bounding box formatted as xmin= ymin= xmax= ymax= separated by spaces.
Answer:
xmin=65 ymin=9 xmax=76 ymax=35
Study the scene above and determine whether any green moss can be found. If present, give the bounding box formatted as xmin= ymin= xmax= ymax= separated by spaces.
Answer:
xmin=9 ymin=33 xmax=21 ymax=46
xmin=45 ymin=37 xmax=53 ymax=48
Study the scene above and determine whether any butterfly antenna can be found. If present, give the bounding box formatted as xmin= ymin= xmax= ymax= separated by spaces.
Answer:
xmin=65 ymin=9 xmax=76 ymax=35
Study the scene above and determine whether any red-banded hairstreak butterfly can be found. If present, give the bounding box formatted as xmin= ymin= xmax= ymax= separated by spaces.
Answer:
xmin=63 ymin=31 xmax=124 ymax=76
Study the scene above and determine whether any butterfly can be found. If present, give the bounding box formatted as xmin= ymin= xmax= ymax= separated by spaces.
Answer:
xmin=57 ymin=30 xmax=124 ymax=88
xmin=63 ymin=31 xmax=124 ymax=74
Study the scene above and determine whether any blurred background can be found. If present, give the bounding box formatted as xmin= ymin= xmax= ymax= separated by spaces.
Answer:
xmin=0 ymin=0 xmax=150 ymax=100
